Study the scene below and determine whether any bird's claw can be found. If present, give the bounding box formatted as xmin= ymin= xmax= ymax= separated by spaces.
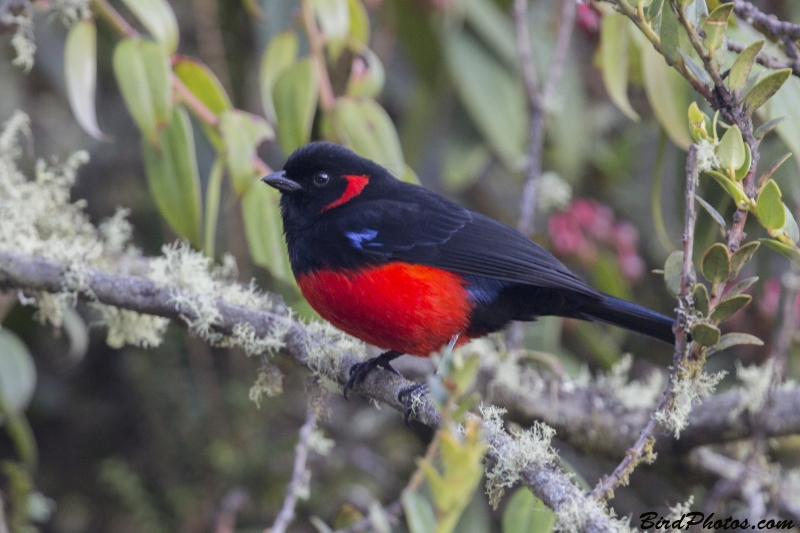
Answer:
xmin=343 ymin=351 xmax=402 ymax=400
xmin=398 ymin=383 xmax=428 ymax=426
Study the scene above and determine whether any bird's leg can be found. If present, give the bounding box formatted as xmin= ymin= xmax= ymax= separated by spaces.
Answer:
xmin=398 ymin=334 xmax=460 ymax=424
xmin=343 ymin=350 xmax=403 ymax=400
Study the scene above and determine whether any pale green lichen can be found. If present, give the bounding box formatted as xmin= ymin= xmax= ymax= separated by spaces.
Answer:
xmin=666 ymin=495 xmax=694 ymax=522
xmin=2 ymin=10 xmax=35 ymax=72
xmin=596 ymin=354 xmax=665 ymax=411
xmin=303 ymin=321 xmax=365 ymax=381
xmin=305 ymin=377 xmax=333 ymax=421
xmin=308 ymin=428 xmax=334 ymax=456
xmin=695 ymin=138 xmax=720 ymax=173
xmin=730 ymin=359 xmax=775 ymax=419
xmin=551 ymin=498 xmax=634 ymax=533
xmin=149 ymin=242 xmax=288 ymax=348
xmin=249 ymin=364 xmax=284 ymax=407
xmin=368 ymin=501 xmax=391 ymax=533
xmin=536 ymin=171 xmax=572 ymax=214
xmin=52 ymin=0 xmax=91 ymax=25
xmin=655 ymin=368 xmax=726 ymax=438
xmin=480 ymin=404 xmax=556 ymax=509
xmin=90 ymin=303 xmax=169 ymax=349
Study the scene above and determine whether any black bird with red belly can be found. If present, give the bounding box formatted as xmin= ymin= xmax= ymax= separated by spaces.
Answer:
xmin=263 ymin=142 xmax=676 ymax=398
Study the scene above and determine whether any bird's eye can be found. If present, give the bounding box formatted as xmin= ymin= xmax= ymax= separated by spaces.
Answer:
xmin=313 ymin=172 xmax=330 ymax=187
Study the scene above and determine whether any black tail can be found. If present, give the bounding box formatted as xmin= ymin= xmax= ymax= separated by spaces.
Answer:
xmin=578 ymin=294 xmax=676 ymax=345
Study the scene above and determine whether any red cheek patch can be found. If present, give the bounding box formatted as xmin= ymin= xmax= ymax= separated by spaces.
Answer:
xmin=320 ymin=174 xmax=369 ymax=213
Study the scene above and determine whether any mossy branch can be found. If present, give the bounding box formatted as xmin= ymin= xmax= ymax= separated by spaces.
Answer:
xmin=0 ymin=250 xmax=620 ymax=532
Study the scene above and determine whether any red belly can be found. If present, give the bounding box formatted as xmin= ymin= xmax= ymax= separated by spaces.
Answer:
xmin=297 ymin=263 xmax=474 ymax=356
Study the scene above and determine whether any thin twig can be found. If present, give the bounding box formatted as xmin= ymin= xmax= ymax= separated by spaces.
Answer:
xmin=689 ymin=447 xmax=800 ymax=523
xmin=514 ymin=0 xmax=576 ymax=237
xmin=91 ymin=0 xmax=138 ymax=38
xmin=601 ymin=0 xmax=714 ymax=102
xmin=726 ymin=39 xmax=800 ymax=78
xmin=728 ymin=0 xmax=800 ymax=42
xmin=268 ymin=412 xmax=317 ymax=533
xmin=591 ymin=145 xmax=699 ymax=502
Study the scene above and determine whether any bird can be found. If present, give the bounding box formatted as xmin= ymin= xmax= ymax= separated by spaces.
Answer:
xmin=262 ymin=142 xmax=676 ymax=403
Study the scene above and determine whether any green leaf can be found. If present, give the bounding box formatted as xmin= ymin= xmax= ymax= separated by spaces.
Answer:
xmin=260 ymin=31 xmax=299 ymax=126
xmin=728 ymin=39 xmax=764 ymax=92
xmin=707 ymin=332 xmax=764 ymax=357
xmin=330 ymin=97 xmax=406 ymax=179
xmin=219 ymin=110 xmax=274 ymax=194
xmin=726 ymin=275 xmax=758 ymax=297
xmin=273 ymin=58 xmax=318 ymax=155
xmin=645 ymin=0 xmax=664 ymax=20
xmin=113 ymin=38 xmax=172 ymax=147
xmin=242 ymin=183 xmax=295 ymax=285
xmin=502 ymin=488 xmax=555 ymax=533
xmin=203 ymin=157 xmax=224 ymax=257
xmin=345 ymin=45 xmax=385 ymax=98
xmin=0 ymin=328 xmax=36 ymax=417
xmin=659 ymin=0 xmax=679 ymax=62
xmin=679 ymin=50 xmax=713 ymax=87
xmin=639 ymin=38 xmax=693 ymax=150
xmin=783 ymin=205 xmax=800 ymax=243
xmin=755 ymin=179 xmax=786 ymax=231
xmin=174 ymin=57 xmax=232 ymax=115
xmin=693 ymin=283 xmax=710 ymax=317
xmin=664 ymin=250 xmax=685 ymax=297
xmin=696 ymin=196 xmax=726 ymax=230
xmin=711 ymin=294 xmax=752 ymax=322
xmin=442 ymin=28 xmax=526 ymax=170
xmin=701 ymin=243 xmax=730 ymax=283
xmin=601 ymin=13 xmax=639 ymax=121
xmin=730 ymin=241 xmax=760 ymax=276
xmin=347 ymin=0 xmax=370 ymax=44
xmin=701 ymin=170 xmax=750 ymax=209
xmin=174 ymin=56 xmax=232 ymax=149
xmin=142 ymin=106 xmax=202 ymax=246
xmin=734 ymin=141 xmax=751 ymax=181
xmin=402 ymin=490 xmax=437 ymax=533
xmin=310 ymin=0 xmax=350 ymax=61
xmin=744 ymin=68 xmax=792 ymax=112
xmin=462 ymin=0 xmax=519 ymax=69
xmin=691 ymin=322 xmax=721 ymax=347
xmin=759 ymin=238 xmax=800 ymax=265
xmin=702 ymin=3 xmax=734 ymax=55
xmin=754 ymin=116 xmax=789 ymax=139
xmin=119 ymin=0 xmax=179 ymax=54
xmin=716 ymin=125 xmax=745 ymax=178
xmin=65 ymin=20 xmax=107 ymax=141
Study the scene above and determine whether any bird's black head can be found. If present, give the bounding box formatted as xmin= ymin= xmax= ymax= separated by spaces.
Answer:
xmin=262 ymin=142 xmax=388 ymax=222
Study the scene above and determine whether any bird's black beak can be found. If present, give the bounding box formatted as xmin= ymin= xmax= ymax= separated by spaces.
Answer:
xmin=261 ymin=171 xmax=303 ymax=192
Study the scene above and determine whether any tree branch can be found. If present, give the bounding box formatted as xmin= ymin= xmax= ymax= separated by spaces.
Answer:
xmin=591 ymin=145 xmax=699 ymax=502
xmin=0 ymin=250 xmax=619 ymax=532
xmin=727 ymin=0 xmax=800 ymax=42
xmin=269 ymin=412 xmax=316 ymax=533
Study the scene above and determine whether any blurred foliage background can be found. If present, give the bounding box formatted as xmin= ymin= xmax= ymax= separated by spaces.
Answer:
xmin=1 ymin=0 xmax=800 ymax=531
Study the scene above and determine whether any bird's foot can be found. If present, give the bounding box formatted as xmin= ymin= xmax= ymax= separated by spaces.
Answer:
xmin=398 ymin=383 xmax=428 ymax=426
xmin=343 ymin=350 xmax=402 ymax=400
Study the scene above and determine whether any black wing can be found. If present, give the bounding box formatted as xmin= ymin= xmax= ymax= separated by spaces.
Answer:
xmin=334 ymin=192 xmax=600 ymax=300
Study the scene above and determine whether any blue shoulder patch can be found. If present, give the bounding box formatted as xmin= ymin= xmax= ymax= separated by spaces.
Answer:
xmin=463 ymin=275 xmax=509 ymax=304
xmin=345 ymin=229 xmax=379 ymax=250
